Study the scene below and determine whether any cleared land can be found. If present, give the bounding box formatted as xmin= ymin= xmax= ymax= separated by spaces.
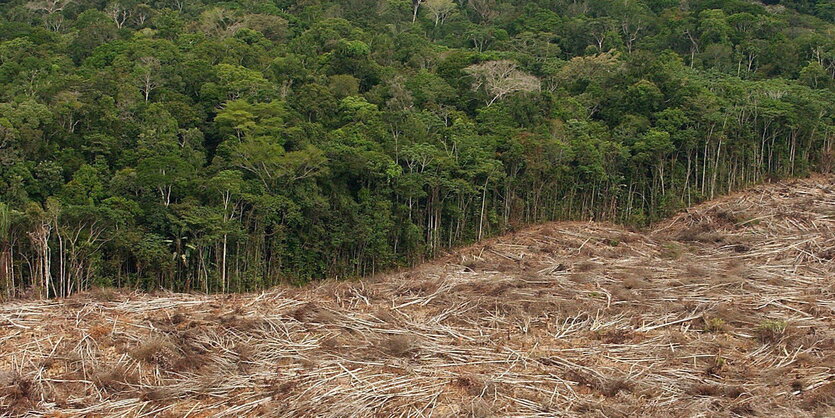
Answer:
xmin=1 ymin=176 xmax=834 ymax=417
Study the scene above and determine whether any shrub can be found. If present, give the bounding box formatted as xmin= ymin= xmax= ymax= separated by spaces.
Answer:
xmin=756 ymin=320 xmax=788 ymax=342
xmin=703 ymin=317 xmax=726 ymax=333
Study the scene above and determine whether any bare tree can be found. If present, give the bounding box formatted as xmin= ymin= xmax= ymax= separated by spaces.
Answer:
xmin=588 ymin=18 xmax=616 ymax=52
xmin=57 ymin=210 xmax=112 ymax=296
xmin=0 ymin=203 xmax=12 ymax=298
xmin=135 ymin=56 xmax=160 ymax=102
xmin=411 ymin=0 xmax=424 ymax=23
xmin=172 ymin=0 xmax=185 ymax=12
xmin=424 ymin=0 xmax=456 ymax=26
xmin=610 ymin=0 xmax=649 ymax=53
xmin=199 ymin=7 xmax=244 ymax=38
xmin=811 ymin=45 xmax=835 ymax=78
xmin=386 ymin=76 xmax=414 ymax=111
xmin=132 ymin=3 xmax=152 ymax=27
xmin=105 ymin=2 xmax=131 ymax=29
xmin=468 ymin=0 xmax=497 ymax=22
xmin=26 ymin=0 xmax=72 ymax=31
xmin=464 ymin=60 xmax=540 ymax=106
xmin=684 ymin=28 xmax=700 ymax=68
xmin=25 ymin=0 xmax=70 ymax=15
xmin=52 ymin=91 xmax=83 ymax=134
xmin=25 ymin=201 xmax=58 ymax=298
xmin=620 ymin=16 xmax=645 ymax=53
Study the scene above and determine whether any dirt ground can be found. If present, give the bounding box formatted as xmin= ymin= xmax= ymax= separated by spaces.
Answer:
xmin=1 ymin=176 xmax=834 ymax=417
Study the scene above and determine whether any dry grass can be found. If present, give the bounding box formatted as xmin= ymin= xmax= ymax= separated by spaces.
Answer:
xmin=1 ymin=175 xmax=834 ymax=416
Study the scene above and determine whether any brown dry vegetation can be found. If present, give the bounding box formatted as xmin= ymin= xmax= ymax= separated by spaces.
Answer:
xmin=1 ymin=176 xmax=834 ymax=416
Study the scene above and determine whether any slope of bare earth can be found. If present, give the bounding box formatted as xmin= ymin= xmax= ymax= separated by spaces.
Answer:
xmin=1 ymin=176 xmax=834 ymax=417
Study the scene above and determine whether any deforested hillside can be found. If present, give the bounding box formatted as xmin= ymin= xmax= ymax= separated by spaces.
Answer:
xmin=1 ymin=176 xmax=833 ymax=416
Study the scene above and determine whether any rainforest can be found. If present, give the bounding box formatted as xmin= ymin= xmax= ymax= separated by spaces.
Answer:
xmin=0 ymin=0 xmax=833 ymax=296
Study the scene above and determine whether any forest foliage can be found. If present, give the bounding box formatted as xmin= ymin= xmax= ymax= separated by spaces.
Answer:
xmin=0 ymin=0 xmax=833 ymax=296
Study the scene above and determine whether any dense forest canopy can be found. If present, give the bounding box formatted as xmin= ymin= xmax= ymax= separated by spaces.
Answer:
xmin=0 ymin=0 xmax=832 ymax=296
